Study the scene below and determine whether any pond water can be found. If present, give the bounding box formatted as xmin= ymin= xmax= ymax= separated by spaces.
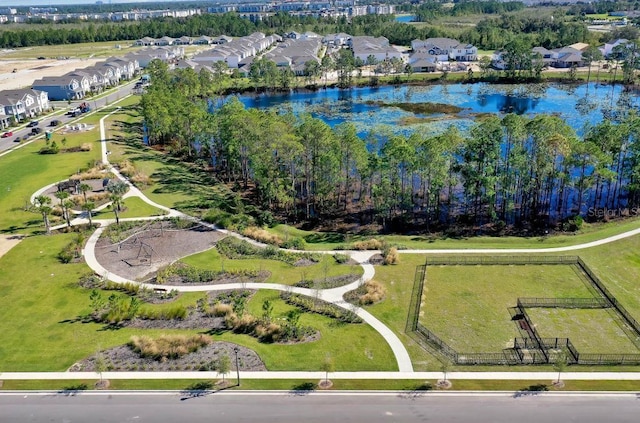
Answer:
xmin=395 ymin=14 xmax=416 ymax=23
xmin=237 ymin=82 xmax=637 ymax=138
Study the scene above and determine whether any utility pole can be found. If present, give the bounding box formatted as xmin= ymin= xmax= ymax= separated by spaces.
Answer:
xmin=233 ymin=347 xmax=240 ymax=386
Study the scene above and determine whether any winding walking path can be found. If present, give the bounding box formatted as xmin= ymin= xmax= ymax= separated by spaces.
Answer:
xmin=21 ymin=100 xmax=640 ymax=381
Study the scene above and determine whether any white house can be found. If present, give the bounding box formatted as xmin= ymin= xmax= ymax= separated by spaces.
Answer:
xmin=412 ymin=38 xmax=477 ymax=62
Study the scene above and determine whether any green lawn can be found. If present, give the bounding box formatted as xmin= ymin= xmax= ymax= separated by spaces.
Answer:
xmin=181 ymin=245 xmax=362 ymax=286
xmin=93 ymin=196 xmax=167 ymax=220
xmin=5 ymin=378 xmax=640 ymax=391
xmin=527 ymin=308 xmax=640 ymax=354
xmin=366 ymin=255 xmax=443 ymax=371
xmin=0 ymin=234 xmax=194 ymax=371
xmin=420 ymin=264 xmax=596 ymax=352
xmin=0 ymin=133 xmax=101 ymax=234
xmin=231 ymin=289 xmax=395 ymax=371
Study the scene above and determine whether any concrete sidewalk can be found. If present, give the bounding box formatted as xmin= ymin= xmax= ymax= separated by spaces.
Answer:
xmin=2 ymin=371 xmax=640 ymax=381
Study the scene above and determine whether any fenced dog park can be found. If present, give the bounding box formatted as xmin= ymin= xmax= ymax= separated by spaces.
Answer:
xmin=407 ymin=256 xmax=640 ymax=366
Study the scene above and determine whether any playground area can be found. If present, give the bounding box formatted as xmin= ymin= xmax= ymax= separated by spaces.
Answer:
xmin=94 ymin=220 xmax=225 ymax=282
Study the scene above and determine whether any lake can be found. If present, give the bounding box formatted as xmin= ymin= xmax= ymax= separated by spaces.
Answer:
xmin=237 ymin=82 xmax=636 ymax=138
xmin=395 ymin=15 xmax=416 ymax=23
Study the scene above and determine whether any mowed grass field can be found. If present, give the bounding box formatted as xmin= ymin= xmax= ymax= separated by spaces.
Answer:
xmin=419 ymin=264 xmax=596 ymax=352
xmin=527 ymin=308 xmax=640 ymax=354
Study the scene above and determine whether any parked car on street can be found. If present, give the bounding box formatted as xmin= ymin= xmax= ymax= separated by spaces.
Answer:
xmin=13 ymin=136 xmax=21 ymax=142
xmin=27 ymin=120 xmax=39 ymax=127
xmin=31 ymin=127 xmax=43 ymax=134
xmin=1 ymin=131 xmax=13 ymax=138
xmin=50 ymin=120 xmax=61 ymax=127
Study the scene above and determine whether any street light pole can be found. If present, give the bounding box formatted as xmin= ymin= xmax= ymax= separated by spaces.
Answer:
xmin=233 ymin=347 xmax=240 ymax=387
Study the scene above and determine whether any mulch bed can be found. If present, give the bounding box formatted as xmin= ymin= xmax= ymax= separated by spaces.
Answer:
xmin=94 ymin=221 xmax=225 ymax=281
xmin=69 ymin=341 xmax=266 ymax=372
xmin=154 ymin=269 xmax=271 ymax=286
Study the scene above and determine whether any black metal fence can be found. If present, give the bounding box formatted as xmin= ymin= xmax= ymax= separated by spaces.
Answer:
xmin=577 ymin=258 xmax=640 ymax=339
xmin=425 ymin=256 xmax=579 ymax=266
xmin=405 ymin=264 xmax=425 ymax=333
xmin=577 ymin=353 xmax=640 ymax=365
xmin=517 ymin=297 xmax=611 ymax=309
xmin=406 ymin=256 xmax=640 ymax=366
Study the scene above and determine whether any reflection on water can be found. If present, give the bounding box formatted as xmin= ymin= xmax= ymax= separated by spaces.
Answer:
xmin=237 ymin=82 xmax=634 ymax=137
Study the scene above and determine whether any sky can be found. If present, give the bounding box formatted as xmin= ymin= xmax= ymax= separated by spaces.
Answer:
xmin=0 ymin=0 xmax=182 ymax=7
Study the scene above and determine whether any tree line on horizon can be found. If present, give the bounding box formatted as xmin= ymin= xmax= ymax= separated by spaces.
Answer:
xmin=140 ymin=62 xmax=640 ymax=233
xmin=0 ymin=3 xmax=628 ymax=52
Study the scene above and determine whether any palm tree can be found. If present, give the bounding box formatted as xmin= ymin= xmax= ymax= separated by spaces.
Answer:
xmin=63 ymin=199 xmax=75 ymax=227
xmin=33 ymin=195 xmax=52 ymax=233
xmin=106 ymin=181 xmax=127 ymax=224
xmin=54 ymin=191 xmax=70 ymax=226
xmin=79 ymin=183 xmax=92 ymax=204
xmin=82 ymin=201 xmax=95 ymax=227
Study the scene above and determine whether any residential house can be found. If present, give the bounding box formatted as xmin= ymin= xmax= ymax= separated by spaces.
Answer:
xmin=410 ymin=57 xmax=437 ymax=73
xmin=412 ymin=38 xmax=477 ymax=62
xmin=553 ymin=47 xmax=584 ymax=68
xmin=194 ymin=35 xmax=212 ymax=45
xmin=104 ymin=57 xmax=138 ymax=79
xmin=32 ymin=74 xmax=90 ymax=100
xmin=174 ymin=36 xmax=192 ymax=45
xmin=0 ymin=88 xmax=50 ymax=120
xmin=0 ymin=107 xmax=11 ymax=129
xmin=264 ymin=38 xmax=322 ymax=74
xmin=322 ymin=33 xmax=351 ymax=47
xmin=156 ymin=36 xmax=175 ymax=46
xmin=600 ymin=39 xmax=634 ymax=58
xmin=350 ymin=36 xmax=404 ymax=63
xmin=134 ymin=37 xmax=156 ymax=46
xmin=213 ymin=35 xmax=233 ymax=44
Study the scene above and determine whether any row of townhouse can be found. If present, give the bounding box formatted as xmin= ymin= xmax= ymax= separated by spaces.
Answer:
xmin=30 ymin=45 xmax=184 ymax=102
xmin=264 ymin=38 xmax=323 ymax=75
xmin=32 ymin=57 xmax=140 ymax=101
xmin=0 ymin=89 xmax=50 ymax=129
xmin=191 ymin=32 xmax=280 ymax=68
xmin=134 ymin=35 xmax=233 ymax=47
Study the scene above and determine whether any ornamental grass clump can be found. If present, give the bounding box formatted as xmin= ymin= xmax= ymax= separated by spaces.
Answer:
xmin=359 ymin=280 xmax=387 ymax=305
xmin=129 ymin=334 xmax=212 ymax=361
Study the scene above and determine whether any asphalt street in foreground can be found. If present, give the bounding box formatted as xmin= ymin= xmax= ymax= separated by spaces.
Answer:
xmin=1 ymin=392 xmax=639 ymax=423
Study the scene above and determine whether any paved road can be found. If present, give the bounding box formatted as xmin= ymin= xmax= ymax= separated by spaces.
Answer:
xmin=0 ymin=81 xmax=136 ymax=154
xmin=1 ymin=392 xmax=638 ymax=423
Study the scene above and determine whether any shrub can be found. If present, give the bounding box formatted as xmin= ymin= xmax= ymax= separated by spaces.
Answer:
xmin=231 ymin=313 xmax=258 ymax=334
xmin=39 ymin=141 xmax=60 ymax=154
xmin=216 ymin=237 xmax=320 ymax=265
xmin=359 ymin=280 xmax=387 ymax=305
xmin=282 ymin=237 xmax=306 ymax=250
xmin=242 ymin=226 xmax=283 ymax=246
xmin=382 ymin=246 xmax=399 ymax=265
xmin=129 ymin=334 xmax=212 ymax=361
xmin=280 ymin=292 xmax=362 ymax=323
xmin=353 ymin=238 xmax=384 ymax=250
xmin=254 ymin=322 xmax=283 ymax=342
xmin=138 ymin=304 xmax=187 ymax=320
xmin=210 ymin=303 xmax=233 ymax=317
xmin=333 ymin=253 xmax=349 ymax=264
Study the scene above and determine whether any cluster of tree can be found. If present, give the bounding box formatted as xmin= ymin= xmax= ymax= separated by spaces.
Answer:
xmin=0 ymin=5 xmax=592 ymax=51
xmin=415 ymin=0 xmax=525 ymax=21
xmin=141 ymin=64 xmax=640 ymax=233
